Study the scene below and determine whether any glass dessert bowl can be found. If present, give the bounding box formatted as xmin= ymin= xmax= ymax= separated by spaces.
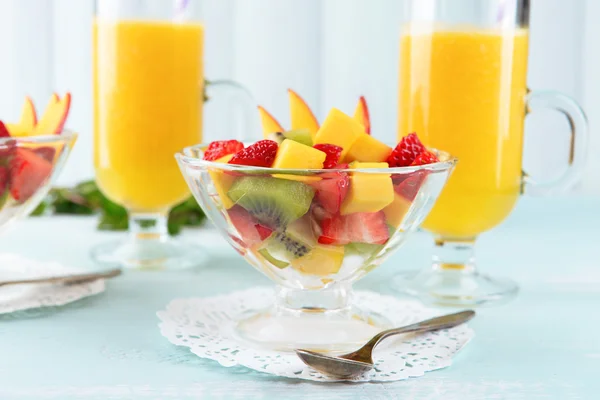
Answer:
xmin=0 ymin=132 xmax=77 ymax=233
xmin=176 ymin=141 xmax=455 ymax=352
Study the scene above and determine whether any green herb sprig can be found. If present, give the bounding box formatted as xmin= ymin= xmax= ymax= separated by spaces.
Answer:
xmin=31 ymin=180 xmax=205 ymax=235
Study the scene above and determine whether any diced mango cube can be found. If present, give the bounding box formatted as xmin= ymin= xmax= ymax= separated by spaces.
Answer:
xmin=291 ymin=244 xmax=344 ymax=276
xmin=208 ymin=154 xmax=236 ymax=209
xmin=272 ymin=139 xmax=326 ymax=169
xmin=383 ymin=192 xmax=412 ymax=228
xmin=340 ymin=162 xmax=394 ymax=215
xmin=271 ymin=139 xmax=326 ymax=182
xmin=314 ymin=108 xmax=364 ymax=161
xmin=346 ymin=134 xmax=392 ymax=163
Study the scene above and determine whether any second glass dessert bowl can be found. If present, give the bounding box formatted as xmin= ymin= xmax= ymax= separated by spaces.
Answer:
xmin=176 ymin=143 xmax=455 ymax=352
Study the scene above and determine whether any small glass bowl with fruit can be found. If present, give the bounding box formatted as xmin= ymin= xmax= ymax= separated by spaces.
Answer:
xmin=176 ymin=100 xmax=456 ymax=352
xmin=0 ymin=94 xmax=77 ymax=232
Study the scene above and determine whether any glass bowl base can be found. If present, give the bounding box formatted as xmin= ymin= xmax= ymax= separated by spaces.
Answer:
xmin=233 ymin=304 xmax=392 ymax=353
xmin=90 ymin=238 xmax=207 ymax=270
xmin=392 ymin=267 xmax=518 ymax=307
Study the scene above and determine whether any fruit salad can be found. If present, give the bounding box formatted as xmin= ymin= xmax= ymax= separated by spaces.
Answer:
xmin=182 ymin=92 xmax=452 ymax=289
xmin=0 ymin=94 xmax=73 ymax=226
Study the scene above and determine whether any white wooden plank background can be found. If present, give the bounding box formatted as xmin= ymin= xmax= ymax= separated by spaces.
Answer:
xmin=0 ymin=0 xmax=596 ymax=194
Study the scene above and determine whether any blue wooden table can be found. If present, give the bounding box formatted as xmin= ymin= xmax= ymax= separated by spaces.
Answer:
xmin=0 ymin=197 xmax=597 ymax=399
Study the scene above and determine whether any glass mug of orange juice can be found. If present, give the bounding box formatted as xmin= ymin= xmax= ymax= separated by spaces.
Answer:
xmin=92 ymin=0 xmax=254 ymax=269
xmin=393 ymin=0 xmax=588 ymax=306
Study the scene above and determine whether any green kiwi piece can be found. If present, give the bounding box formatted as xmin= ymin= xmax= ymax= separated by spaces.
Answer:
xmin=258 ymin=248 xmax=290 ymax=269
xmin=282 ymin=128 xmax=313 ymax=147
xmin=345 ymin=242 xmax=384 ymax=257
xmin=258 ymin=217 xmax=316 ymax=267
xmin=266 ymin=132 xmax=285 ymax=144
xmin=227 ymin=177 xmax=315 ymax=229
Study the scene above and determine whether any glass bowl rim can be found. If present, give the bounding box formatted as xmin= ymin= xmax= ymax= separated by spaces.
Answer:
xmin=0 ymin=130 xmax=78 ymax=146
xmin=176 ymin=142 xmax=457 ymax=174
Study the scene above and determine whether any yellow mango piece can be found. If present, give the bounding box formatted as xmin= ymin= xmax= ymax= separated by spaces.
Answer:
xmin=314 ymin=108 xmax=364 ymax=161
xmin=208 ymin=154 xmax=236 ymax=209
xmin=383 ymin=192 xmax=412 ymax=228
xmin=291 ymin=245 xmax=344 ymax=276
xmin=5 ymin=123 xmax=31 ymax=137
xmin=346 ymin=134 xmax=392 ymax=163
xmin=272 ymin=139 xmax=326 ymax=182
xmin=288 ymin=89 xmax=320 ymax=138
xmin=258 ymin=106 xmax=284 ymax=137
xmin=340 ymin=162 xmax=394 ymax=215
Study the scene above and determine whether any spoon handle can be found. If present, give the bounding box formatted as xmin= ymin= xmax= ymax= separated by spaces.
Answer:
xmin=344 ymin=310 xmax=475 ymax=360
xmin=0 ymin=268 xmax=122 ymax=287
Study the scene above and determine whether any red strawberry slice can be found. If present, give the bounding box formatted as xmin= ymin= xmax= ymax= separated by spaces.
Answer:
xmin=228 ymin=206 xmax=273 ymax=247
xmin=0 ymin=139 xmax=16 ymax=163
xmin=0 ymin=121 xmax=10 ymax=138
xmin=33 ymin=146 xmax=57 ymax=163
xmin=9 ymin=148 xmax=52 ymax=202
xmin=411 ymin=151 xmax=439 ymax=165
xmin=313 ymin=144 xmax=343 ymax=169
xmin=311 ymin=171 xmax=349 ymax=215
xmin=229 ymin=140 xmax=278 ymax=168
xmin=0 ymin=166 xmax=8 ymax=196
xmin=203 ymin=140 xmax=244 ymax=161
xmin=394 ymin=171 xmax=427 ymax=202
xmin=318 ymin=211 xmax=389 ymax=245
xmin=387 ymin=132 xmax=426 ymax=167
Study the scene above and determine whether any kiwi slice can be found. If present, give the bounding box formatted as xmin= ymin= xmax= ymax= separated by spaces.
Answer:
xmin=266 ymin=132 xmax=285 ymax=144
xmin=282 ymin=129 xmax=313 ymax=147
xmin=258 ymin=217 xmax=316 ymax=267
xmin=345 ymin=243 xmax=384 ymax=257
xmin=227 ymin=177 xmax=315 ymax=229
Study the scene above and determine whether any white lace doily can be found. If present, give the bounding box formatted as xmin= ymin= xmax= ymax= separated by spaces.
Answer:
xmin=0 ymin=253 xmax=106 ymax=314
xmin=157 ymin=287 xmax=474 ymax=382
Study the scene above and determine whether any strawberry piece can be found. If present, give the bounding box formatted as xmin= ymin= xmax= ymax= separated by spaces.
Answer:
xmin=203 ymin=140 xmax=244 ymax=161
xmin=318 ymin=211 xmax=389 ymax=245
xmin=0 ymin=166 xmax=8 ymax=196
xmin=0 ymin=121 xmax=10 ymax=138
xmin=229 ymin=140 xmax=278 ymax=168
xmin=411 ymin=151 xmax=439 ymax=166
xmin=0 ymin=139 xmax=16 ymax=163
xmin=313 ymin=144 xmax=343 ymax=169
xmin=394 ymin=171 xmax=427 ymax=202
xmin=311 ymin=171 xmax=349 ymax=215
xmin=387 ymin=133 xmax=426 ymax=167
xmin=33 ymin=146 xmax=57 ymax=163
xmin=228 ymin=206 xmax=273 ymax=247
xmin=9 ymin=148 xmax=52 ymax=202
xmin=255 ymin=224 xmax=274 ymax=241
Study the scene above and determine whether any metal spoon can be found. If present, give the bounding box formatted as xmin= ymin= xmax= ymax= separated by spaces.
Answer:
xmin=296 ymin=310 xmax=475 ymax=379
xmin=0 ymin=268 xmax=122 ymax=287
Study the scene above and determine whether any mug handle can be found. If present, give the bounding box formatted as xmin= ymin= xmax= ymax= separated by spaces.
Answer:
xmin=522 ymin=90 xmax=589 ymax=194
xmin=203 ymin=79 xmax=261 ymax=143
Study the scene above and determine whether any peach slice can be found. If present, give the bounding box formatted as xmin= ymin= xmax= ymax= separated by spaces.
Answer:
xmin=258 ymin=106 xmax=284 ymax=138
xmin=19 ymin=96 xmax=37 ymax=130
xmin=288 ymin=89 xmax=319 ymax=139
xmin=33 ymin=93 xmax=71 ymax=135
xmin=353 ymin=96 xmax=371 ymax=134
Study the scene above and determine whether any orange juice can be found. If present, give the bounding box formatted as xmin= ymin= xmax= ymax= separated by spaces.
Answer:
xmin=399 ymin=28 xmax=529 ymax=239
xmin=94 ymin=20 xmax=204 ymax=212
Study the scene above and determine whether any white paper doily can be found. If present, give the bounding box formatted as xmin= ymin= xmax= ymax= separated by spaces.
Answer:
xmin=0 ymin=253 xmax=106 ymax=314
xmin=157 ymin=287 xmax=474 ymax=382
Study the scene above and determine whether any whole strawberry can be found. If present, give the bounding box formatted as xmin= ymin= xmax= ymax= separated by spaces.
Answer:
xmin=229 ymin=140 xmax=278 ymax=168
xmin=387 ymin=133 xmax=426 ymax=167
xmin=203 ymin=140 xmax=244 ymax=161
xmin=313 ymin=144 xmax=342 ymax=169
